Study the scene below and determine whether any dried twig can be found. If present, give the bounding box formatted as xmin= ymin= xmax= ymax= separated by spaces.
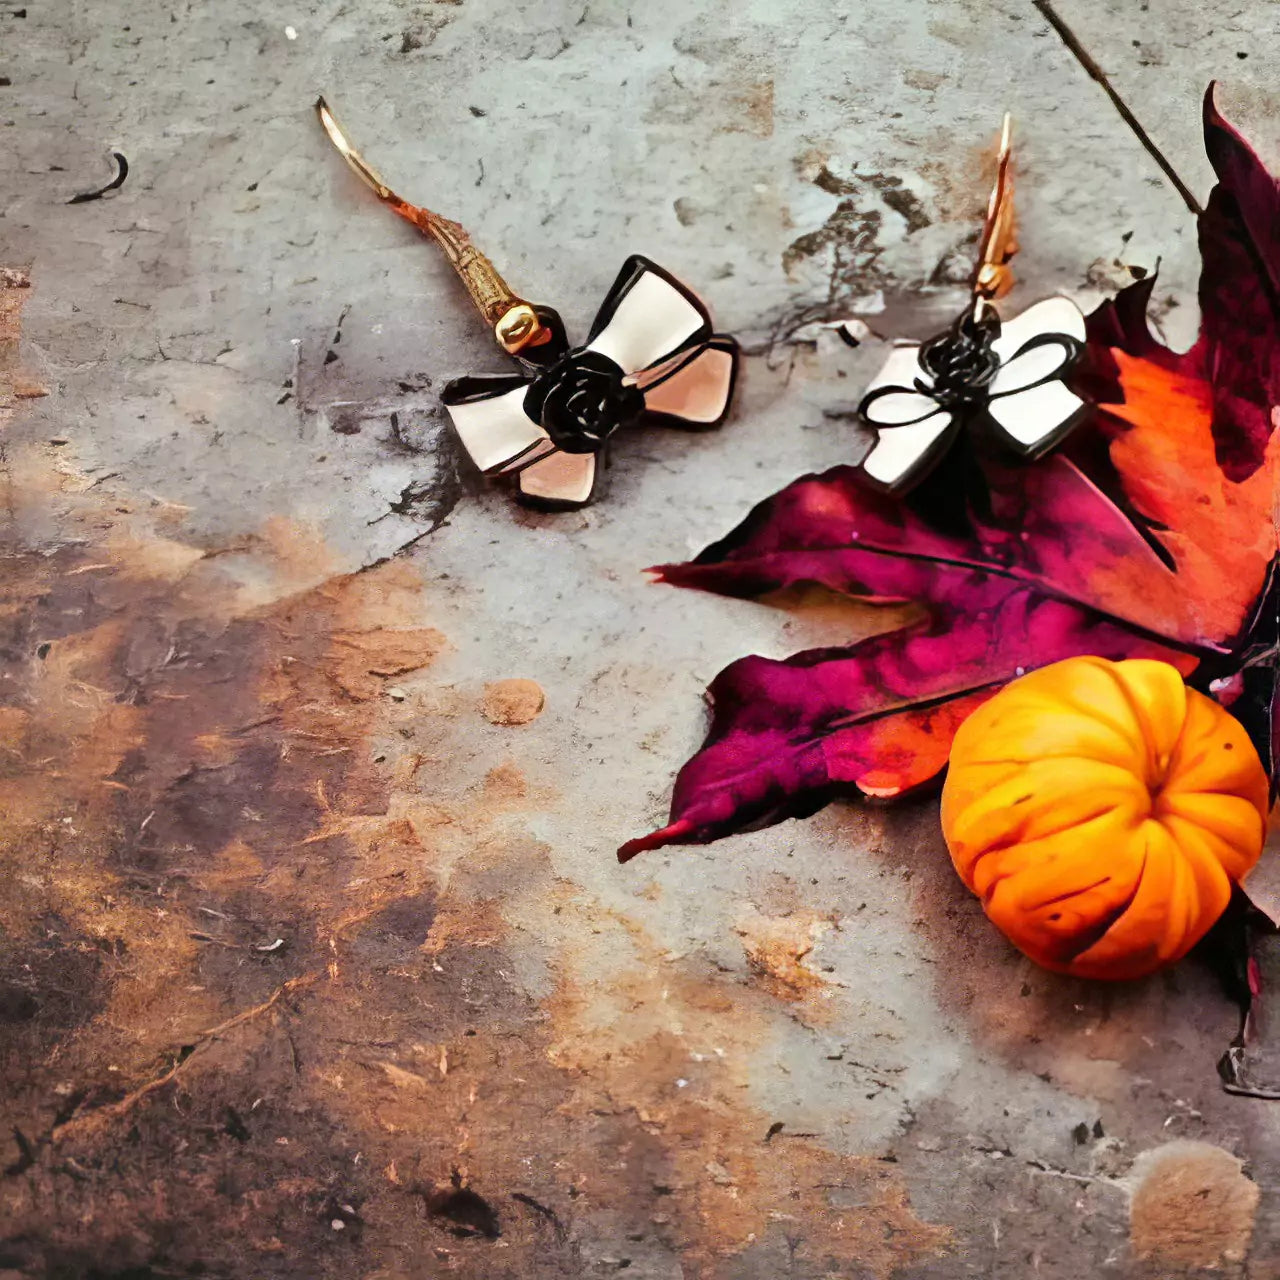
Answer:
xmin=1031 ymin=0 xmax=1202 ymax=216
xmin=51 ymin=972 xmax=320 ymax=1144
xmin=197 ymin=971 xmax=321 ymax=1041
xmin=66 ymin=151 xmax=129 ymax=205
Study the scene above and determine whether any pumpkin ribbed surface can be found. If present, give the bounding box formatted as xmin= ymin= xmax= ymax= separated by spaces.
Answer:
xmin=940 ymin=656 xmax=1268 ymax=980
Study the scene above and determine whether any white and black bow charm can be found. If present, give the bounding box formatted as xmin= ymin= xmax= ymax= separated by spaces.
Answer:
xmin=854 ymin=296 xmax=1088 ymax=493
xmin=442 ymin=256 xmax=739 ymax=510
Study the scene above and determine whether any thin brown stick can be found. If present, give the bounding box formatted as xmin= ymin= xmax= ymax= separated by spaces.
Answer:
xmin=1031 ymin=0 xmax=1203 ymax=217
xmin=196 ymin=971 xmax=321 ymax=1039
xmin=51 ymin=1058 xmax=187 ymax=1144
xmin=51 ymin=972 xmax=320 ymax=1144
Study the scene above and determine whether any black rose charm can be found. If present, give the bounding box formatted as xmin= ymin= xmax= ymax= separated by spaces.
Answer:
xmin=917 ymin=310 xmax=1001 ymax=408
xmin=523 ymin=349 xmax=646 ymax=454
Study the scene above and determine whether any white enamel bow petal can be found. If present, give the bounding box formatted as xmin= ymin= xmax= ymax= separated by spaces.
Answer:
xmin=586 ymin=267 xmax=707 ymax=375
xmin=443 ymin=381 xmax=550 ymax=475
xmin=986 ymin=296 xmax=1087 ymax=455
xmin=857 ymin=343 xmax=955 ymax=491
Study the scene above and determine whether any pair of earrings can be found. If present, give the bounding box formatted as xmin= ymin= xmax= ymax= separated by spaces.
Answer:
xmin=316 ymin=101 xmax=1087 ymax=510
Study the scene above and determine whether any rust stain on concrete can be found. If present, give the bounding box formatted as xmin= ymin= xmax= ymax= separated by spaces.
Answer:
xmin=646 ymin=64 xmax=775 ymax=139
xmin=0 ymin=268 xmax=48 ymax=406
xmin=726 ymin=78 xmax=775 ymax=138
xmin=736 ymin=907 xmax=834 ymax=1002
xmin=0 ymin=272 xmax=949 ymax=1276
xmin=0 ymin=441 xmax=948 ymax=1277
xmin=1129 ymin=1141 xmax=1260 ymax=1268
xmin=543 ymin=904 xmax=948 ymax=1276
xmin=479 ymin=677 xmax=546 ymax=725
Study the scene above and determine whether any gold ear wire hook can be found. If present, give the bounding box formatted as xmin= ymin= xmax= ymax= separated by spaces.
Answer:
xmin=315 ymin=97 xmax=547 ymax=355
xmin=973 ymin=113 xmax=1017 ymax=313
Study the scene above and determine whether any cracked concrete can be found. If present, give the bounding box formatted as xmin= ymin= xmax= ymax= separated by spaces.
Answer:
xmin=2 ymin=1 xmax=1280 ymax=1277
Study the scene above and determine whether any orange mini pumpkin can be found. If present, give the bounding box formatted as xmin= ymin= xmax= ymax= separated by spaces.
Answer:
xmin=941 ymin=656 xmax=1269 ymax=980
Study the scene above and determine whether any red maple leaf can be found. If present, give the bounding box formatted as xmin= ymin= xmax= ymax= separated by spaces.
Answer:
xmin=623 ymin=88 xmax=1280 ymax=862
xmin=621 ymin=85 xmax=1280 ymax=1096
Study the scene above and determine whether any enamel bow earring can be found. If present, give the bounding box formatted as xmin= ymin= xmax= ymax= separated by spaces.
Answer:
xmin=316 ymin=100 xmax=740 ymax=510
xmin=849 ymin=117 xmax=1088 ymax=494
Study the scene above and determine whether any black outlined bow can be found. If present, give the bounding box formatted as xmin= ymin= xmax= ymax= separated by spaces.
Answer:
xmin=854 ymin=296 xmax=1088 ymax=493
xmin=442 ymin=256 xmax=739 ymax=509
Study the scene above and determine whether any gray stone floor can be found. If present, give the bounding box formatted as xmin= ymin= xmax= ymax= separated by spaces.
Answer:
xmin=2 ymin=1 xmax=1280 ymax=1276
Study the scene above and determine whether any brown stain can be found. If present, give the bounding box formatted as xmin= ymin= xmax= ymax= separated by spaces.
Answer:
xmin=0 ymin=267 xmax=48 ymax=404
xmin=0 ymin=523 xmax=441 ymax=1047
xmin=479 ymin=677 xmax=545 ymax=726
xmin=480 ymin=760 xmax=535 ymax=808
xmin=2 ymin=273 xmax=947 ymax=1275
xmin=736 ymin=907 xmax=834 ymax=1002
xmin=916 ymin=131 xmax=1006 ymax=233
xmin=0 ymin=457 xmax=951 ymax=1275
xmin=0 ymin=445 xmax=467 ymax=1270
xmin=420 ymin=896 xmax=504 ymax=955
xmin=1129 ymin=1142 xmax=1260 ymax=1267
xmin=645 ymin=63 xmax=774 ymax=140
xmin=726 ymin=78 xmax=774 ymax=138
xmin=0 ymin=587 xmax=184 ymax=1062
xmin=540 ymin=902 xmax=949 ymax=1277
xmin=903 ymin=68 xmax=945 ymax=92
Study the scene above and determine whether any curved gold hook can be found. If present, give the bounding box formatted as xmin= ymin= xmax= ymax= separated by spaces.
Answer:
xmin=315 ymin=97 xmax=547 ymax=354
xmin=973 ymin=113 xmax=1017 ymax=309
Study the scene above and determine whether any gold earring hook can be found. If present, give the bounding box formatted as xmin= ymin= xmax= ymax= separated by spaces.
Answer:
xmin=315 ymin=97 xmax=548 ymax=355
xmin=973 ymin=113 xmax=1017 ymax=313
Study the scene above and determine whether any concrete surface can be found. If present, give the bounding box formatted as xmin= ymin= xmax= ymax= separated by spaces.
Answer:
xmin=2 ymin=1 xmax=1280 ymax=1276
